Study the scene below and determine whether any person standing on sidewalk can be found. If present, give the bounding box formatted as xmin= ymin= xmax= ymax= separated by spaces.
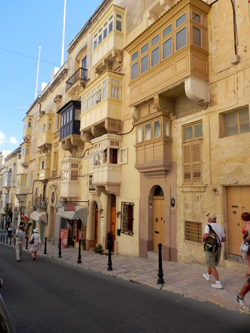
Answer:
xmin=29 ymin=228 xmax=41 ymax=261
xmin=203 ymin=213 xmax=226 ymax=289
xmin=13 ymin=224 xmax=26 ymax=262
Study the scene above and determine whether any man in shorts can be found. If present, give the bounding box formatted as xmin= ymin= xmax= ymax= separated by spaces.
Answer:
xmin=203 ymin=213 xmax=226 ymax=289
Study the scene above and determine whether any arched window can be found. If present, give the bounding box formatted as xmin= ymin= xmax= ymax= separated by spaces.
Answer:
xmin=154 ymin=186 xmax=164 ymax=196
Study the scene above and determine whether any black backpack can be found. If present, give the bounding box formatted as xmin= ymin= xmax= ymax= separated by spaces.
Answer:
xmin=204 ymin=224 xmax=221 ymax=253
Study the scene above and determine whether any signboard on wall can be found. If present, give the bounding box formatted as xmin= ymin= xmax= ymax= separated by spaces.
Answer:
xmin=64 ymin=204 xmax=76 ymax=211
xmin=60 ymin=229 xmax=69 ymax=247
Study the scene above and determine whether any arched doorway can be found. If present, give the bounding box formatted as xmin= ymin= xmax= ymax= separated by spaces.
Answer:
xmin=153 ymin=186 xmax=165 ymax=252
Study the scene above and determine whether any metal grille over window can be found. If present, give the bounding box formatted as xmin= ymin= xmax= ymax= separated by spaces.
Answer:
xmin=185 ymin=221 xmax=202 ymax=243
xmin=121 ymin=202 xmax=134 ymax=234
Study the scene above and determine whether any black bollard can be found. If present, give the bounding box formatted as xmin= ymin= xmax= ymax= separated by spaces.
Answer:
xmin=3 ymin=235 xmax=5 ymax=243
xmin=0 ymin=234 xmax=2 ymax=242
xmin=77 ymin=239 xmax=82 ymax=263
xmin=107 ymin=231 xmax=113 ymax=271
xmin=26 ymin=236 xmax=28 ymax=250
xmin=58 ymin=238 xmax=62 ymax=258
xmin=9 ymin=236 xmax=11 ymax=245
xmin=44 ymin=237 xmax=47 ymax=254
xmin=6 ymin=236 xmax=8 ymax=244
xmin=157 ymin=243 xmax=164 ymax=284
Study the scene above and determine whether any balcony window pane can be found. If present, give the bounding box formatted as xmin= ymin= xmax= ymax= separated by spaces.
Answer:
xmin=145 ymin=124 xmax=151 ymax=140
xmin=141 ymin=43 xmax=148 ymax=54
xmin=82 ymin=102 xmax=86 ymax=112
xmin=176 ymin=13 xmax=186 ymax=27
xmin=94 ymin=39 xmax=97 ymax=50
xmin=103 ymin=86 xmax=107 ymax=99
xmin=176 ymin=27 xmax=186 ymax=51
xmin=163 ymin=24 xmax=172 ymax=38
xmin=111 ymin=86 xmax=120 ymax=99
xmin=151 ymin=47 xmax=159 ymax=67
xmin=103 ymin=28 xmax=107 ymax=39
xmin=116 ymin=20 xmax=122 ymax=32
xmin=87 ymin=99 xmax=91 ymax=109
xmin=69 ymin=109 xmax=73 ymax=121
xmin=166 ymin=119 xmax=170 ymax=136
xmin=154 ymin=121 xmax=161 ymax=138
xmin=132 ymin=62 xmax=138 ymax=79
xmin=141 ymin=55 xmax=148 ymax=74
xmin=66 ymin=112 xmax=69 ymax=123
xmin=109 ymin=21 xmax=113 ymax=33
xmin=163 ymin=38 xmax=172 ymax=59
xmin=137 ymin=126 xmax=143 ymax=143
xmin=75 ymin=109 xmax=80 ymax=120
xmin=132 ymin=51 xmax=138 ymax=61
xmin=98 ymin=34 xmax=102 ymax=45
xmin=96 ymin=90 xmax=101 ymax=104
xmin=152 ymin=34 xmax=159 ymax=46
xmin=193 ymin=26 xmax=201 ymax=47
xmin=193 ymin=12 xmax=201 ymax=23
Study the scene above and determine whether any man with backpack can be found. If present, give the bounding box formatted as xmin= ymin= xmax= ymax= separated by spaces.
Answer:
xmin=203 ymin=213 xmax=226 ymax=289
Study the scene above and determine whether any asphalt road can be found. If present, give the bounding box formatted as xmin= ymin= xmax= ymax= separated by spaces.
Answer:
xmin=0 ymin=243 xmax=249 ymax=333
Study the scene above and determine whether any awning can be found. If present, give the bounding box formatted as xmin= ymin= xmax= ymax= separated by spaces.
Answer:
xmin=83 ymin=148 xmax=104 ymax=160
xmin=56 ymin=206 xmax=87 ymax=226
xmin=30 ymin=210 xmax=47 ymax=224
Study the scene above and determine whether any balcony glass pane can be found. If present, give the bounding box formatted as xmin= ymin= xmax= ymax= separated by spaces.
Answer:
xmin=132 ymin=62 xmax=138 ymax=79
xmin=166 ymin=119 xmax=170 ymax=136
xmin=111 ymin=86 xmax=120 ymax=99
xmin=151 ymin=34 xmax=159 ymax=46
xmin=176 ymin=27 xmax=187 ymax=50
xmin=193 ymin=12 xmax=201 ymax=23
xmin=137 ymin=126 xmax=143 ymax=143
xmin=163 ymin=25 xmax=172 ymax=38
xmin=103 ymin=28 xmax=107 ymax=39
xmin=141 ymin=43 xmax=148 ymax=54
xmin=132 ymin=51 xmax=138 ymax=61
xmin=116 ymin=20 xmax=122 ymax=32
xmin=103 ymin=86 xmax=107 ymax=99
xmin=193 ymin=26 xmax=201 ymax=47
xmin=141 ymin=55 xmax=148 ymax=74
xmin=154 ymin=121 xmax=161 ymax=138
xmin=109 ymin=21 xmax=113 ymax=33
xmin=163 ymin=38 xmax=172 ymax=59
xmin=145 ymin=124 xmax=151 ymax=140
xmin=151 ymin=47 xmax=159 ymax=67
xmin=176 ymin=13 xmax=186 ymax=27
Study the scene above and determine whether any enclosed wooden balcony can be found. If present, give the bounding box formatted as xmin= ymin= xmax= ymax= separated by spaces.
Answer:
xmin=80 ymin=71 xmax=124 ymax=142
xmin=58 ymin=100 xmax=84 ymax=151
xmin=60 ymin=157 xmax=81 ymax=199
xmin=37 ymin=114 xmax=54 ymax=153
xmin=65 ymin=67 xmax=87 ymax=97
xmin=15 ymin=174 xmax=28 ymax=195
xmin=22 ymin=115 xmax=33 ymax=142
xmin=91 ymin=5 xmax=125 ymax=75
xmin=124 ymin=0 xmax=210 ymax=108
xmin=20 ymin=142 xmax=30 ymax=168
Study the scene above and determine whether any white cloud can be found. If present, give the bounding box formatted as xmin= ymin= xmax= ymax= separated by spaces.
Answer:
xmin=9 ymin=137 xmax=18 ymax=144
xmin=0 ymin=131 xmax=19 ymax=149
xmin=0 ymin=131 xmax=6 ymax=145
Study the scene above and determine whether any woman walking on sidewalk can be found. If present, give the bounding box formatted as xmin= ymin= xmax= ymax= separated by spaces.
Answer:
xmin=29 ymin=228 xmax=41 ymax=261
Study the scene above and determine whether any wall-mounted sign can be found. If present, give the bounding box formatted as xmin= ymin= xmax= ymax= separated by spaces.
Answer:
xmin=64 ymin=204 xmax=76 ymax=211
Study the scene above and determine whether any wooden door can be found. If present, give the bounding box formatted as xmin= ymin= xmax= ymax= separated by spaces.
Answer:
xmin=228 ymin=187 xmax=250 ymax=255
xmin=153 ymin=197 xmax=165 ymax=252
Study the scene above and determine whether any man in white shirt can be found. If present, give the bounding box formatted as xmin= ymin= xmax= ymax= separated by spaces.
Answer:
xmin=203 ymin=213 xmax=226 ymax=289
xmin=13 ymin=224 xmax=26 ymax=262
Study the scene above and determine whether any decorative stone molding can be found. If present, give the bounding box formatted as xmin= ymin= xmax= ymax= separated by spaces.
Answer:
xmin=179 ymin=185 xmax=207 ymax=192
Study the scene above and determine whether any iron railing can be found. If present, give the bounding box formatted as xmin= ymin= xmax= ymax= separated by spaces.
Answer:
xmin=65 ymin=67 xmax=87 ymax=91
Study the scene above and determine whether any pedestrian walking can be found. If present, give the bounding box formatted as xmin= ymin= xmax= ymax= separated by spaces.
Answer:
xmin=29 ymin=228 xmax=41 ymax=261
xmin=203 ymin=213 xmax=226 ymax=289
xmin=241 ymin=212 xmax=250 ymax=277
xmin=236 ymin=276 xmax=250 ymax=311
xmin=13 ymin=224 xmax=26 ymax=262
xmin=7 ymin=225 xmax=12 ymax=237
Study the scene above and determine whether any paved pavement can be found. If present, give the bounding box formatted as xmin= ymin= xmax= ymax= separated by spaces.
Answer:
xmin=1 ymin=231 xmax=250 ymax=316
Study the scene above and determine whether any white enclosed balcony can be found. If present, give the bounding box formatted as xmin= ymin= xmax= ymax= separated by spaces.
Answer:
xmin=22 ymin=115 xmax=33 ymax=142
xmin=60 ymin=157 xmax=81 ymax=199
xmin=15 ymin=174 xmax=28 ymax=195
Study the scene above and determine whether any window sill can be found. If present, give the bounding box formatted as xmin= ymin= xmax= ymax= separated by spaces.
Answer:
xmin=121 ymin=231 xmax=134 ymax=236
xmin=179 ymin=185 xmax=206 ymax=192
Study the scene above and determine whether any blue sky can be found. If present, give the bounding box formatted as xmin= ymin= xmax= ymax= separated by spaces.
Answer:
xmin=0 ymin=0 xmax=102 ymax=153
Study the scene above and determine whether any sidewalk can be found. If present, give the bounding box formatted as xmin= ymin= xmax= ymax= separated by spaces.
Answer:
xmin=1 ymin=235 xmax=250 ymax=315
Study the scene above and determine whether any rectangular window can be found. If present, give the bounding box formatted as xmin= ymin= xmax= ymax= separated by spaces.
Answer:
xmin=176 ymin=27 xmax=187 ymax=50
xmin=184 ymin=123 xmax=202 ymax=141
xmin=193 ymin=26 xmax=201 ymax=47
xmin=141 ymin=43 xmax=148 ymax=54
xmin=118 ymin=147 xmax=128 ymax=164
xmin=132 ymin=51 xmax=138 ymax=61
xmin=109 ymin=21 xmax=113 ymax=33
xmin=151 ymin=34 xmax=160 ymax=46
xmin=154 ymin=121 xmax=161 ymax=138
xmin=87 ymin=99 xmax=91 ymax=109
xmin=163 ymin=24 xmax=172 ymax=38
xmin=151 ymin=47 xmax=159 ymax=67
xmin=121 ymin=202 xmax=134 ymax=234
xmin=137 ymin=126 xmax=143 ymax=143
xmin=111 ymin=86 xmax=120 ymax=99
xmin=132 ymin=62 xmax=138 ymax=79
xmin=193 ymin=12 xmax=201 ymax=23
xmin=163 ymin=38 xmax=172 ymax=59
xmin=141 ymin=55 xmax=148 ymax=74
xmin=96 ymin=90 xmax=101 ymax=104
xmin=225 ymin=109 xmax=250 ymax=137
xmin=176 ymin=13 xmax=186 ymax=27
xmin=116 ymin=20 xmax=122 ymax=32
xmin=145 ymin=123 xmax=151 ymax=140
xmin=98 ymin=33 xmax=102 ymax=45
xmin=166 ymin=119 xmax=170 ymax=136
xmin=185 ymin=221 xmax=202 ymax=243
xmin=103 ymin=28 xmax=107 ymax=39
xmin=183 ymin=141 xmax=202 ymax=184
xmin=94 ymin=39 xmax=97 ymax=50
xmin=103 ymin=86 xmax=107 ymax=99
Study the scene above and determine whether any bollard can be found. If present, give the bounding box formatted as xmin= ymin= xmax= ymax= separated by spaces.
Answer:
xmin=44 ymin=237 xmax=47 ymax=254
xmin=157 ymin=243 xmax=164 ymax=284
xmin=6 ymin=236 xmax=8 ymax=244
xmin=77 ymin=239 xmax=82 ymax=263
xmin=9 ymin=236 xmax=11 ymax=245
xmin=58 ymin=238 xmax=62 ymax=258
xmin=26 ymin=236 xmax=28 ymax=250
xmin=3 ymin=235 xmax=5 ymax=243
xmin=0 ymin=234 xmax=2 ymax=242
xmin=107 ymin=231 xmax=113 ymax=271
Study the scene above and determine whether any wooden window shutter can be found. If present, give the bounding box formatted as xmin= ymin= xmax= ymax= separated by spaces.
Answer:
xmin=183 ymin=144 xmax=191 ymax=183
xmin=192 ymin=142 xmax=201 ymax=183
